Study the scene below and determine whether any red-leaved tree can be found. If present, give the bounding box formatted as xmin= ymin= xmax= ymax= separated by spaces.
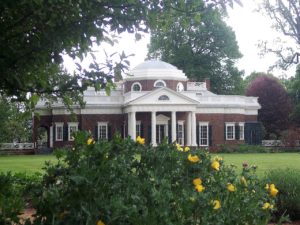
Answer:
xmin=246 ymin=74 xmax=292 ymax=139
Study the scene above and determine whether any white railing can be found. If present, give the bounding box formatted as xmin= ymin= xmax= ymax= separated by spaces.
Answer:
xmin=187 ymin=82 xmax=207 ymax=91
xmin=262 ymin=140 xmax=283 ymax=147
xmin=0 ymin=143 xmax=34 ymax=150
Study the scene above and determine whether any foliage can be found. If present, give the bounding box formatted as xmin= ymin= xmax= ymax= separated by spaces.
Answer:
xmin=219 ymin=144 xmax=271 ymax=153
xmin=259 ymin=0 xmax=300 ymax=69
xmin=0 ymin=172 xmax=41 ymax=225
xmin=0 ymin=96 xmax=32 ymax=142
xmin=147 ymin=0 xmax=244 ymax=95
xmin=246 ymin=75 xmax=292 ymax=139
xmin=264 ymin=169 xmax=300 ymax=221
xmin=1 ymin=0 xmax=241 ymax=108
xmin=27 ymin=132 xmax=276 ymax=225
xmin=287 ymin=65 xmax=300 ymax=124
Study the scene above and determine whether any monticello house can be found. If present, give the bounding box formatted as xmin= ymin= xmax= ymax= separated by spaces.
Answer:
xmin=34 ymin=60 xmax=262 ymax=151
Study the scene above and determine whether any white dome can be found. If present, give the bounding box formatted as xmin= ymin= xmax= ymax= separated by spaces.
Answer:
xmin=125 ymin=60 xmax=188 ymax=81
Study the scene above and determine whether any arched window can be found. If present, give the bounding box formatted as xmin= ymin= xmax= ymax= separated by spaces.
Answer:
xmin=158 ymin=95 xmax=170 ymax=101
xmin=154 ymin=80 xmax=166 ymax=88
xmin=131 ymin=82 xmax=142 ymax=92
xmin=176 ymin=82 xmax=184 ymax=92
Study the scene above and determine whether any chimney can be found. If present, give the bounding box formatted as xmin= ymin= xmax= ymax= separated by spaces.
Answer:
xmin=205 ymin=78 xmax=210 ymax=91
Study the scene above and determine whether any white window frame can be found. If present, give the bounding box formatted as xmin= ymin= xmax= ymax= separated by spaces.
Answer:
xmin=176 ymin=82 xmax=184 ymax=92
xmin=154 ymin=80 xmax=166 ymax=88
xmin=136 ymin=121 xmax=141 ymax=138
xmin=239 ymin=122 xmax=245 ymax=140
xmin=225 ymin=123 xmax=235 ymax=140
xmin=55 ymin=122 xmax=64 ymax=141
xmin=131 ymin=82 xmax=142 ymax=92
xmin=98 ymin=122 xmax=108 ymax=140
xmin=199 ymin=122 xmax=209 ymax=147
xmin=177 ymin=121 xmax=185 ymax=146
xmin=68 ymin=122 xmax=79 ymax=141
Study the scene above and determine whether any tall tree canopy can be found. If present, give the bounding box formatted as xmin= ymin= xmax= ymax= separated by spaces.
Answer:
xmin=147 ymin=1 xmax=243 ymax=94
xmin=246 ymin=75 xmax=292 ymax=139
xmin=259 ymin=0 xmax=300 ymax=69
xmin=1 ymin=0 xmax=241 ymax=106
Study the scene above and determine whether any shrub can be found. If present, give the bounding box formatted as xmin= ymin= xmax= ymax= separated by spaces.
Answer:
xmin=29 ymin=132 xmax=277 ymax=225
xmin=219 ymin=144 xmax=271 ymax=153
xmin=264 ymin=169 xmax=300 ymax=220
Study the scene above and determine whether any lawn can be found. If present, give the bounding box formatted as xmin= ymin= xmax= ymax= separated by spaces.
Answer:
xmin=0 ymin=155 xmax=56 ymax=174
xmin=0 ymin=153 xmax=299 ymax=177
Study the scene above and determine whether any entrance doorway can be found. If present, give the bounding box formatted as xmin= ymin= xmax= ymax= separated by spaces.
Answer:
xmin=156 ymin=124 xmax=167 ymax=144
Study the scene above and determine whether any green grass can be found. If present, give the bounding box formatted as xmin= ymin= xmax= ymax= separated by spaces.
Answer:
xmin=0 ymin=153 xmax=299 ymax=177
xmin=216 ymin=153 xmax=300 ymax=177
xmin=0 ymin=154 xmax=56 ymax=175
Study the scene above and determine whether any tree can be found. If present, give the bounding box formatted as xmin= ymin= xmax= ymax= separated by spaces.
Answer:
xmin=286 ymin=65 xmax=300 ymax=124
xmin=1 ymin=0 xmax=241 ymax=106
xmin=0 ymin=97 xmax=32 ymax=143
xmin=246 ymin=75 xmax=292 ymax=139
xmin=259 ymin=0 xmax=300 ymax=69
xmin=147 ymin=0 xmax=243 ymax=94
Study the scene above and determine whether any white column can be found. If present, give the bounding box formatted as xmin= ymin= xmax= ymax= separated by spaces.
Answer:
xmin=132 ymin=111 xmax=136 ymax=141
xmin=191 ymin=111 xmax=197 ymax=146
xmin=151 ymin=111 xmax=157 ymax=147
xmin=186 ymin=112 xmax=191 ymax=146
xmin=171 ymin=111 xmax=176 ymax=143
xmin=50 ymin=126 xmax=53 ymax=148
xmin=128 ymin=112 xmax=132 ymax=138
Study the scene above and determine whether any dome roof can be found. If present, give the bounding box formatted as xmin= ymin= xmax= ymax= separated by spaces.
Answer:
xmin=124 ymin=60 xmax=188 ymax=81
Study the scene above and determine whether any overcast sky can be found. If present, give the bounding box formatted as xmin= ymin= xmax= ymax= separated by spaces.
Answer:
xmin=63 ymin=0 xmax=297 ymax=79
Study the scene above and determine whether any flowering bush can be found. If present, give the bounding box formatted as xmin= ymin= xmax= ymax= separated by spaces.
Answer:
xmin=29 ymin=132 xmax=277 ymax=225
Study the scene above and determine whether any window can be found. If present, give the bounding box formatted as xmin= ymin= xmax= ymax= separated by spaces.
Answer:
xmin=131 ymin=82 xmax=142 ymax=92
xmin=98 ymin=122 xmax=108 ymax=140
xmin=177 ymin=121 xmax=184 ymax=146
xmin=239 ymin=122 xmax=245 ymax=140
xmin=199 ymin=122 xmax=209 ymax=146
xmin=176 ymin=82 xmax=184 ymax=92
xmin=55 ymin=123 xmax=63 ymax=141
xmin=68 ymin=122 xmax=78 ymax=141
xmin=154 ymin=80 xmax=166 ymax=88
xmin=225 ymin=123 xmax=235 ymax=140
xmin=136 ymin=121 xmax=141 ymax=138
xmin=158 ymin=95 xmax=170 ymax=101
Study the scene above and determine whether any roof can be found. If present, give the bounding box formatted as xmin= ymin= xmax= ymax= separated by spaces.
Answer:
xmin=124 ymin=60 xmax=188 ymax=81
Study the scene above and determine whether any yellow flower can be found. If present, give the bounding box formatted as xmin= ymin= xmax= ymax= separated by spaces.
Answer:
xmin=240 ymin=176 xmax=247 ymax=186
xmin=136 ymin=136 xmax=145 ymax=145
xmin=262 ymin=202 xmax=273 ymax=210
xmin=184 ymin=146 xmax=190 ymax=152
xmin=269 ymin=184 xmax=279 ymax=197
xmin=195 ymin=184 xmax=205 ymax=192
xmin=211 ymin=160 xmax=220 ymax=171
xmin=213 ymin=156 xmax=223 ymax=161
xmin=212 ymin=200 xmax=221 ymax=210
xmin=188 ymin=154 xmax=200 ymax=163
xmin=227 ymin=183 xmax=236 ymax=192
xmin=265 ymin=183 xmax=269 ymax=190
xmin=87 ymin=138 xmax=95 ymax=145
xmin=193 ymin=178 xmax=202 ymax=186
xmin=97 ymin=220 xmax=105 ymax=225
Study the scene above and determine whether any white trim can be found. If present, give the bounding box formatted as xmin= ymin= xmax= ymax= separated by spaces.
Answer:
xmin=136 ymin=120 xmax=141 ymax=138
xmin=68 ymin=122 xmax=79 ymax=141
xmin=177 ymin=120 xmax=185 ymax=146
xmin=154 ymin=80 xmax=166 ymax=88
xmin=225 ymin=122 xmax=235 ymax=140
xmin=199 ymin=122 xmax=209 ymax=147
xmin=55 ymin=122 xmax=64 ymax=141
xmin=239 ymin=122 xmax=245 ymax=140
xmin=97 ymin=122 xmax=108 ymax=140
xmin=131 ymin=82 xmax=142 ymax=92
xmin=176 ymin=82 xmax=184 ymax=92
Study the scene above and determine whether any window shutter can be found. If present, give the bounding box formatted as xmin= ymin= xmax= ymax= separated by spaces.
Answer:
xmin=176 ymin=123 xmax=179 ymax=140
xmin=108 ymin=124 xmax=112 ymax=140
xmin=121 ymin=125 xmax=124 ymax=139
xmin=63 ymin=125 xmax=68 ymax=141
xmin=224 ymin=124 xmax=226 ymax=141
xmin=209 ymin=125 xmax=212 ymax=146
xmin=196 ymin=124 xmax=199 ymax=146
xmin=140 ymin=124 xmax=144 ymax=138
xmin=168 ymin=123 xmax=171 ymax=144
xmin=147 ymin=125 xmax=151 ymax=144
xmin=235 ymin=125 xmax=240 ymax=140
xmin=94 ymin=125 xmax=98 ymax=141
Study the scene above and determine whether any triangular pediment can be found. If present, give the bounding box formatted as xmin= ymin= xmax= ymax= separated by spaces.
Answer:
xmin=125 ymin=87 xmax=199 ymax=106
